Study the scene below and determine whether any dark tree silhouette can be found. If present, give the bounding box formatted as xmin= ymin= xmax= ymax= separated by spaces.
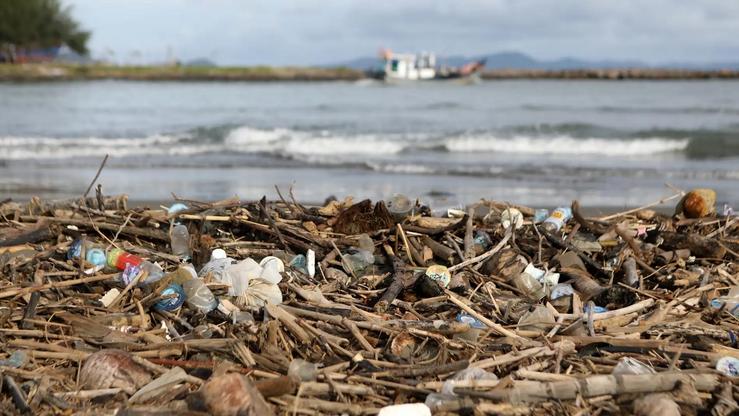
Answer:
xmin=0 ymin=0 xmax=90 ymax=62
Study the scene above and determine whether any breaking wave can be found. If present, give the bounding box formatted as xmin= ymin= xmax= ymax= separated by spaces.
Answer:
xmin=0 ymin=124 xmax=731 ymax=162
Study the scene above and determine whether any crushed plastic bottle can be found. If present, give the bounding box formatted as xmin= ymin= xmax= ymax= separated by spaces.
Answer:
xmin=510 ymin=269 xmax=546 ymax=301
xmin=121 ymin=260 xmax=165 ymax=286
xmin=425 ymin=367 xmax=498 ymax=409
xmin=288 ymin=359 xmax=318 ymax=382
xmin=541 ymin=207 xmax=572 ymax=233
xmin=170 ymin=224 xmax=191 ymax=260
xmin=342 ymin=248 xmax=374 ymax=276
xmin=454 ymin=312 xmax=486 ymax=342
xmin=715 ymin=356 xmax=739 ymax=377
xmin=182 ymin=278 xmax=218 ymax=313
xmin=518 ymin=305 xmax=556 ymax=332
xmin=710 ymin=285 xmax=739 ymax=318
xmin=0 ymin=350 xmax=28 ymax=368
xmin=611 ymin=357 xmax=655 ymax=375
xmin=198 ymin=249 xmax=234 ymax=281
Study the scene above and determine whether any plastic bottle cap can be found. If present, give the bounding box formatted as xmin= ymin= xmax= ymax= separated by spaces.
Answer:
xmin=211 ymin=248 xmax=227 ymax=260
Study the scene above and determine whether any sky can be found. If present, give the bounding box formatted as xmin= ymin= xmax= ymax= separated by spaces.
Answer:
xmin=66 ymin=0 xmax=739 ymax=66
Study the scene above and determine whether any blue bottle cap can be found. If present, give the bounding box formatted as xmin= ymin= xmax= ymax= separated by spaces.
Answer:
xmin=85 ymin=248 xmax=107 ymax=267
xmin=154 ymin=283 xmax=186 ymax=311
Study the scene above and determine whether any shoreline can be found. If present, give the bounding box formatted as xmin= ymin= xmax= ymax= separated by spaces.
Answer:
xmin=2 ymin=63 xmax=739 ymax=81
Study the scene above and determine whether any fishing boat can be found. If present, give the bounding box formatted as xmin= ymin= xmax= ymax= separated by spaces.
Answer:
xmin=367 ymin=49 xmax=486 ymax=83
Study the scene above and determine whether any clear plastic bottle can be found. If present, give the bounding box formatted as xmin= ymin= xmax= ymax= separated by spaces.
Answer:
xmin=541 ymin=207 xmax=572 ymax=233
xmin=510 ymin=271 xmax=546 ymax=301
xmin=170 ymin=224 xmax=191 ymax=260
xmin=288 ymin=359 xmax=318 ymax=382
xmin=611 ymin=357 xmax=655 ymax=375
xmin=199 ymin=249 xmax=233 ymax=281
xmin=342 ymin=248 xmax=374 ymax=276
xmin=182 ymin=278 xmax=218 ymax=313
xmin=710 ymin=285 xmax=739 ymax=318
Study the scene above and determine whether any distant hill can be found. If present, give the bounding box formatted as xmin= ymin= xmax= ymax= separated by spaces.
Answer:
xmin=328 ymin=51 xmax=739 ymax=71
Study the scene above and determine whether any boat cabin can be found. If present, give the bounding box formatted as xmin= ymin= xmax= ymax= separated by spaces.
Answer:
xmin=383 ymin=51 xmax=436 ymax=81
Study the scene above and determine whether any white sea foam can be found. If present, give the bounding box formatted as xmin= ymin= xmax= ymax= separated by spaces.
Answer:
xmin=0 ymin=126 xmax=691 ymax=162
xmin=445 ymin=135 xmax=689 ymax=156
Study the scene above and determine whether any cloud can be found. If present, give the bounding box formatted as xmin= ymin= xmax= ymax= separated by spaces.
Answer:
xmin=65 ymin=0 xmax=739 ymax=65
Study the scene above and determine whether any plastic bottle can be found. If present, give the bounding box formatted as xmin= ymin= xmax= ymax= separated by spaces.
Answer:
xmin=509 ymin=271 xmax=546 ymax=301
xmin=541 ymin=207 xmax=572 ymax=233
xmin=425 ymin=367 xmax=497 ymax=409
xmin=342 ymin=248 xmax=374 ymax=276
xmin=533 ymin=209 xmax=549 ymax=224
xmin=67 ymin=239 xmax=106 ymax=267
xmin=715 ymin=356 xmax=739 ymax=377
xmin=199 ymin=249 xmax=233 ymax=281
xmin=120 ymin=259 xmax=164 ymax=286
xmin=710 ymin=285 xmax=739 ymax=318
xmin=85 ymin=248 xmax=107 ymax=267
xmin=107 ymin=248 xmax=143 ymax=271
xmin=611 ymin=357 xmax=655 ymax=375
xmin=182 ymin=278 xmax=218 ymax=313
xmin=170 ymin=224 xmax=191 ymax=260
xmin=387 ymin=194 xmax=412 ymax=221
xmin=288 ymin=359 xmax=318 ymax=382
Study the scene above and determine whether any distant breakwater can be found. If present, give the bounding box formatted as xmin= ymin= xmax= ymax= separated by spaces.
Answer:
xmin=1 ymin=64 xmax=738 ymax=81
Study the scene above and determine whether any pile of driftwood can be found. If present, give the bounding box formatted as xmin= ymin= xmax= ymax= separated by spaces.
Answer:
xmin=0 ymin=190 xmax=737 ymax=415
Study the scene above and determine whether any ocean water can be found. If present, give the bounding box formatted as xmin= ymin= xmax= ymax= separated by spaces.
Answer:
xmin=1 ymin=79 xmax=738 ymax=209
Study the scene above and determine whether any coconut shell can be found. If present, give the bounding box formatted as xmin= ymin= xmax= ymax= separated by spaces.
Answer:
xmin=79 ymin=349 xmax=153 ymax=394
xmin=200 ymin=373 xmax=273 ymax=416
xmin=389 ymin=331 xmax=416 ymax=360
xmin=675 ymin=188 xmax=716 ymax=218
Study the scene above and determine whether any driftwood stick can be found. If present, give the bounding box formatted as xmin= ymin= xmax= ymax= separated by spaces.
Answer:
xmin=421 ymin=235 xmax=455 ymax=263
xmin=473 ymin=372 xmax=718 ymax=404
xmin=0 ymin=273 xmax=116 ymax=299
xmin=374 ymin=246 xmax=417 ymax=313
xmin=445 ymin=290 xmax=523 ymax=340
xmin=598 ymin=191 xmax=683 ymax=221
xmin=449 ymin=229 xmax=511 ymax=272
xmin=464 ymin=208 xmax=475 ymax=259
xmin=82 ymin=154 xmax=109 ymax=200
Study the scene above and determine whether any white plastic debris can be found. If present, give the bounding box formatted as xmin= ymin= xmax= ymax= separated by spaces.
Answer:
xmin=378 ymin=403 xmax=431 ymax=416
xmin=307 ymin=249 xmax=316 ymax=278
xmin=523 ymin=263 xmax=560 ymax=287
xmin=501 ymin=208 xmax=524 ymax=230
xmin=100 ymin=288 xmax=121 ymax=307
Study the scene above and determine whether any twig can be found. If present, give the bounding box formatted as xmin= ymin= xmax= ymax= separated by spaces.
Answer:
xmin=82 ymin=154 xmax=109 ymax=200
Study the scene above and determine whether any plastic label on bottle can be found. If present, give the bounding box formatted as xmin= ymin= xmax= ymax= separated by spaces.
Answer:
xmin=455 ymin=312 xmax=486 ymax=329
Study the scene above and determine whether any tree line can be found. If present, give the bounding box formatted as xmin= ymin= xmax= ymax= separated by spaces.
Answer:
xmin=0 ymin=0 xmax=89 ymax=62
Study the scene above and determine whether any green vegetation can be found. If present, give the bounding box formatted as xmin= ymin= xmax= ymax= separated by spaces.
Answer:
xmin=0 ymin=63 xmax=364 ymax=81
xmin=0 ymin=0 xmax=90 ymax=61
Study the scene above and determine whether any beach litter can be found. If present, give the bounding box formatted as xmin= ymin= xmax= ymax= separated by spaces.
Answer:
xmin=0 ymin=188 xmax=737 ymax=415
